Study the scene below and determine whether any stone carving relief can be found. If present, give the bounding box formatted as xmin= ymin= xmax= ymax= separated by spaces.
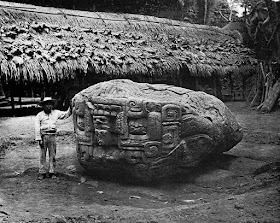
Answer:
xmin=72 ymin=79 xmax=243 ymax=181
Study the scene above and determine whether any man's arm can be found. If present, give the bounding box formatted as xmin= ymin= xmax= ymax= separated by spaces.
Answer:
xmin=34 ymin=113 xmax=42 ymax=141
xmin=57 ymin=106 xmax=72 ymax=120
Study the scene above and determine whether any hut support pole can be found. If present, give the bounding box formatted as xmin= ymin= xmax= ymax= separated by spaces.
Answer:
xmin=19 ymin=96 xmax=22 ymax=109
xmin=10 ymin=90 xmax=15 ymax=117
xmin=213 ymin=76 xmax=217 ymax=97
xmin=41 ymin=87 xmax=45 ymax=100
xmin=195 ymin=78 xmax=199 ymax=91
xmin=0 ymin=79 xmax=5 ymax=100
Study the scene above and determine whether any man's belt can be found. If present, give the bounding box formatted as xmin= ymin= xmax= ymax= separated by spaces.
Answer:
xmin=42 ymin=130 xmax=57 ymax=134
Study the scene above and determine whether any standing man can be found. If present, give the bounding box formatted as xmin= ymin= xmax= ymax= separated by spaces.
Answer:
xmin=35 ymin=97 xmax=72 ymax=180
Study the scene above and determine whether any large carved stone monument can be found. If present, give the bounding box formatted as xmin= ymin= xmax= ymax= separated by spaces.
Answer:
xmin=72 ymin=79 xmax=242 ymax=181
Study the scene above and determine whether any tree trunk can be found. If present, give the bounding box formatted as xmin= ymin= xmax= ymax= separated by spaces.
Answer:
xmin=250 ymin=86 xmax=263 ymax=107
xmin=246 ymin=85 xmax=256 ymax=103
xmin=204 ymin=0 xmax=208 ymax=24
xmin=250 ymin=64 xmax=263 ymax=107
xmin=247 ymin=1 xmax=280 ymax=112
xmin=260 ymin=80 xmax=280 ymax=113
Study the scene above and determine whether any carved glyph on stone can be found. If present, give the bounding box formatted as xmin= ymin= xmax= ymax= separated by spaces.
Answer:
xmin=72 ymin=79 xmax=243 ymax=181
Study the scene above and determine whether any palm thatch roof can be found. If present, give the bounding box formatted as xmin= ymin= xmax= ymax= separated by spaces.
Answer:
xmin=0 ymin=1 xmax=257 ymax=84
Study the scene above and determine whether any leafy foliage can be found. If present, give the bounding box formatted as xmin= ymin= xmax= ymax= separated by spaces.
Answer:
xmin=244 ymin=0 xmax=280 ymax=61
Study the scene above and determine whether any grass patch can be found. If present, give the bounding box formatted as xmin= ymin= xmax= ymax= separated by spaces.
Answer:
xmin=0 ymin=137 xmax=11 ymax=155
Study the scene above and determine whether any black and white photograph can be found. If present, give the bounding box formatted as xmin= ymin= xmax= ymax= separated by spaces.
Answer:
xmin=0 ymin=0 xmax=279 ymax=222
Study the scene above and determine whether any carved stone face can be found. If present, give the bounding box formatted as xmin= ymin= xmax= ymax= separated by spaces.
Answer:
xmin=92 ymin=116 xmax=117 ymax=146
xmin=95 ymin=129 xmax=113 ymax=145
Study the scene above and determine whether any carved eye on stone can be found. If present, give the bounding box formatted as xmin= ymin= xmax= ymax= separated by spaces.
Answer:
xmin=93 ymin=116 xmax=110 ymax=129
xmin=167 ymin=109 xmax=178 ymax=119
xmin=162 ymin=105 xmax=181 ymax=121
xmin=162 ymin=133 xmax=173 ymax=144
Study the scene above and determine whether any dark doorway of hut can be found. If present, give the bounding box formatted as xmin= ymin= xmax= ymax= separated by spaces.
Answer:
xmin=0 ymin=82 xmax=60 ymax=117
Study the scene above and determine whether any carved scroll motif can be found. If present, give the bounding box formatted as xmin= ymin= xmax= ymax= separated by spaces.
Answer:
xmin=126 ymin=99 xmax=146 ymax=117
xmin=142 ymin=141 xmax=161 ymax=163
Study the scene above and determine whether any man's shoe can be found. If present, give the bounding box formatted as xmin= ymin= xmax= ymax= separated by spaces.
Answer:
xmin=49 ymin=173 xmax=57 ymax=179
xmin=37 ymin=174 xmax=46 ymax=180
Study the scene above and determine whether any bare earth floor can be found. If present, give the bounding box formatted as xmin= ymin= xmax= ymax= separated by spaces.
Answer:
xmin=0 ymin=102 xmax=279 ymax=223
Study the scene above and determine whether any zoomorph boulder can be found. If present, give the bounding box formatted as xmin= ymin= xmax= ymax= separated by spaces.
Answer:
xmin=72 ymin=79 xmax=242 ymax=181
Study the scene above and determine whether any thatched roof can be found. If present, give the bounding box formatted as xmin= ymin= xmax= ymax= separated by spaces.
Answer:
xmin=0 ymin=1 xmax=257 ymax=84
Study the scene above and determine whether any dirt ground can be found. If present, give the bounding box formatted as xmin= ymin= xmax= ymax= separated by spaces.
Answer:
xmin=0 ymin=102 xmax=279 ymax=223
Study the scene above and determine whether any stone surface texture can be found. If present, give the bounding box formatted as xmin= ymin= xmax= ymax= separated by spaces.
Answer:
xmin=72 ymin=79 xmax=243 ymax=180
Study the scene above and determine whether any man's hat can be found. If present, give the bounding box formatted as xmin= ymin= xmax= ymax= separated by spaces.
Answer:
xmin=38 ymin=97 xmax=57 ymax=107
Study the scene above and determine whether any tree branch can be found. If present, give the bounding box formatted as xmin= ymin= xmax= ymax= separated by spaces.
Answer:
xmin=267 ymin=21 xmax=280 ymax=46
xmin=260 ymin=61 xmax=266 ymax=80
xmin=217 ymin=10 xmax=229 ymax=22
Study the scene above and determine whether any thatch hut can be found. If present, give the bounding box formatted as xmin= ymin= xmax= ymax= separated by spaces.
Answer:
xmin=0 ymin=1 xmax=257 ymax=109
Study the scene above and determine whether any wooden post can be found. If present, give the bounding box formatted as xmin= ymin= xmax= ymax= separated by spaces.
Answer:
xmin=19 ymin=96 xmax=22 ymax=109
